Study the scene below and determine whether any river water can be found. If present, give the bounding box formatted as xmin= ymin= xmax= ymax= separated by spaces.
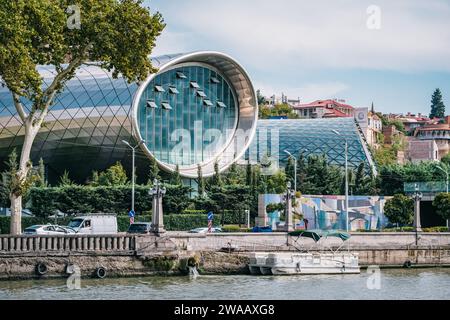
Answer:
xmin=0 ymin=268 xmax=449 ymax=300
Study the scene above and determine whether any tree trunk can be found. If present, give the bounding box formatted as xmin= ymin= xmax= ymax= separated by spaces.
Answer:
xmin=10 ymin=194 xmax=22 ymax=234
xmin=9 ymin=123 xmax=40 ymax=235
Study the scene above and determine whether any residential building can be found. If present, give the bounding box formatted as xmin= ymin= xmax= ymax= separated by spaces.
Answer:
xmin=414 ymin=115 xmax=450 ymax=159
xmin=293 ymin=99 xmax=354 ymax=119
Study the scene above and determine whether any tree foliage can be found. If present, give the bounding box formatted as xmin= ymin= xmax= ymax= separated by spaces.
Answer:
xmin=432 ymin=192 xmax=450 ymax=221
xmin=259 ymin=103 xmax=299 ymax=119
xmin=0 ymin=0 xmax=165 ymax=233
xmin=379 ymin=162 xmax=445 ymax=195
xmin=384 ymin=194 xmax=414 ymax=226
xmin=98 ymin=162 xmax=128 ymax=186
xmin=429 ymin=88 xmax=446 ymax=119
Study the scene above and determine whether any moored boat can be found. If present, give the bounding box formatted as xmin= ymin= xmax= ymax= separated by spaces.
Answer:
xmin=248 ymin=230 xmax=360 ymax=275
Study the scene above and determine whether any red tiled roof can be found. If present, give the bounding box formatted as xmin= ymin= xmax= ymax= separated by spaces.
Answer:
xmin=322 ymin=108 xmax=350 ymax=118
xmin=417 ymin=124 xmax=450 ymax=131
xmin=295 ymin=99 xmax=354 ymax=110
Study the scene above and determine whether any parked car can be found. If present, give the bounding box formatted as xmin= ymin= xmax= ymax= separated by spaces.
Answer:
xmin=252 ymin=226 xmax=272 ymax=233
xmin=67 ymin=214 xmax=117 ymax=234
xmin=127 ymin=222 xmax=152 ymax=234
xmin=23 ymin=224 xmax=76 ymax=235
xmin=189 ymin=227 xmax=222 ymax=234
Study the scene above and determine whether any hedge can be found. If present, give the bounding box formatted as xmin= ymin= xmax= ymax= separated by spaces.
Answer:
xmin=28 ymin=184 xmax=192 ymax=217
xmin=0 ymin=214 xmax=222 ymax=234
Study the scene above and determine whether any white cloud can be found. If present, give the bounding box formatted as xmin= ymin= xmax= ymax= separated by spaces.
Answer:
xmin=149 ymin=0 xmax=450 ymax=72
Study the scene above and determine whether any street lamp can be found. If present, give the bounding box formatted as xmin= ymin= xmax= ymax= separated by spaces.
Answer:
xmin=284 ymin=150 xmax=297 ymax=192
xmin=436 ymin=164 xmax=449 ymax=229
xmin=332 ymin=129 xmax=349 ymax=232
xmin=122 ymin=139 xmax=145 ymax=213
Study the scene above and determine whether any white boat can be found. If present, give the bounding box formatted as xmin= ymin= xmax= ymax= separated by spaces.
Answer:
xmin=248 ymin=230 xmax=360 ymax=275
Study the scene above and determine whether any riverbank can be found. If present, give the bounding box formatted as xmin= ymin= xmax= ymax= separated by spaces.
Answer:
xmin=1 ymin=232 xmax=449 ymax=280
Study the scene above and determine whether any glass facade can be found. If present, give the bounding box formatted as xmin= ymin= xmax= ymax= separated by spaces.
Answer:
xmin=247 ymin=118 xmax=376 ymax=174
xmin=0 ymin=64 xmax=139 ymax=182
xmin=137 ymin=65 xmax=237 ymax=166
xmin=0 ymin=52 xmax=258 ymax=181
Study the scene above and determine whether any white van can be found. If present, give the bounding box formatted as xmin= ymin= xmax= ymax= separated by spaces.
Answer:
xmin=67 ymin=214 xmax=118 ymax=234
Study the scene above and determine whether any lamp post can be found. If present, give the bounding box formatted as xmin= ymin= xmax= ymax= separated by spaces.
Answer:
xmin=284 ymin=150 xmax=297 ymax=192
xmin=436 ymin=165 xmax=449 ymax=229
xmin=332 ymin=129 xmax=349 ymax=232
xmin=122 ymin=139 xmax=145 ymax=213
xmin=412 ymin=183 xmax=423 ymax=245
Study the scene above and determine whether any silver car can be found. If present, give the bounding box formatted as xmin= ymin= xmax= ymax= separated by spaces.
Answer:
xmin=189 ymin=227 xmax=222 ymax=234
xmin=23 ymin=224 xmax=76 ymax=235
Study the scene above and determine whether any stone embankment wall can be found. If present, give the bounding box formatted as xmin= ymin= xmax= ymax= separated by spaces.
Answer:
xmin=0 ymin=232 xmax=449 ymax=279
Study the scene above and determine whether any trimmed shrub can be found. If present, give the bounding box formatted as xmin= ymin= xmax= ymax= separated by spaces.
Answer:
xmin=222 ymin=225 xmax=241 ymax=232
xmin=28 ymin=185 xmax=193 ymax=217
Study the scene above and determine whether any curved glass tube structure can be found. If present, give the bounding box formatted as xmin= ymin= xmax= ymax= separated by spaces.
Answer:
xmin=0 ymin=51 xmax=258 ymax=181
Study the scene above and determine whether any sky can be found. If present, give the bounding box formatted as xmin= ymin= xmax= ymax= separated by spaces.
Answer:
xmin=143 ymin=0 xmax=450 ymax=115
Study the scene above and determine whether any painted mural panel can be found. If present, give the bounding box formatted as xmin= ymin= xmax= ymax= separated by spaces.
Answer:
xmin=260 ymin=194 xmax=391 ymax=231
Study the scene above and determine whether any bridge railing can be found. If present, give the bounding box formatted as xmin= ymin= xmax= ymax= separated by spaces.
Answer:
xmin=0 ymin=234 xmax=136 ymax=252
xmin=404 ymin=181 xmax=448 ymax=194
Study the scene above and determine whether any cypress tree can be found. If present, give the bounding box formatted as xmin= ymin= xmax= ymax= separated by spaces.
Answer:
xmin=429 ymin=88 xmax=446 ymax=119
xmin=210 ymin=161 xmax=223 ymax=187
xmin=147 ymin=156 xmax=160 ymax=184
xmin=170 ymin=165 xmax=182 ymax=185
xmin=197 ymin=164 xmax=205 ymax=196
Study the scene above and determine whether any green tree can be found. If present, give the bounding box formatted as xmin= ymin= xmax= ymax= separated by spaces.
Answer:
xmin=170 ymin=165 xmax=182 ymax=186
xmin=246 ymin=160 xmax=252 ymax=186
xmin=147 ymin=156 xmax=160 ymax=184
xmin=59 ymin=170 xmax=76 ymax=186
xmin=98 ymin=162 xmax=128 ymax=186
xmin=267 ymin=170 xmax=287 ymax=194
xmin=34 ymin=158 xmax=47 ymax=188
xmin=429 ymin=88 xmax=446 ymax=119
xmin=432 ymin=192 xmax=450 ymax=229
xmin=441 ymin=153 xmax=450 ymax=166
xmin=89 ymin=170 xmax=100 ymax=187
xmin=259 ymin=103 xmax=298 ymax=119
xmin=163 ymin=184 xmax=192 ymax=214
xmin=256 ymin=89 xmax=266 ymax=105
xmin=226 ymin=162 xmax=242 ymax=185
xmin=0 ymin=0 xmax=165 ymax=234
xmin=210 ymin=161 xmax=223 ymax=188
xmin=301 ymin=154 xmax=342 ymax=195
xmin=384 ymin=194 xmax=414 ymax=226
xmin=197 ymin=164 xmax=205 ymax=196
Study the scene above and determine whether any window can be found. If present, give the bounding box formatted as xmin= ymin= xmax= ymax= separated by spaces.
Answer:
xmin=203 ymin=99 xmax=213 ymax=106
xmin=217 ymin=101 xmax=227 ymax=108
xmin=190 ymin=81 xmax=200 ymax=89
xmin=154 ymin=85 xmax=165 ymax=92
xmin=176 ymin=71 xmax=187 ymax=79
xmin=168 ymin=86 xmax=179 ymax=94
xmin=147 ymin=100 xmax=158 ymax=108
xmin=210 ymin=76 xmax=220 ymax=84
xmin=161 ymin=102 xmax=172 ymax=110
xmin=196 ymin=91 xmax=207 ymax=98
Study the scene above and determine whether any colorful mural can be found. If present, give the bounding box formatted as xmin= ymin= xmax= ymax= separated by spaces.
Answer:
xmin=260 ymin=194 xmax=391 ymax=231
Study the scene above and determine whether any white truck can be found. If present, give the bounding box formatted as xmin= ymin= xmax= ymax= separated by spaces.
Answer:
xmin=67 ymin=214 xmax=118 ymax=234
